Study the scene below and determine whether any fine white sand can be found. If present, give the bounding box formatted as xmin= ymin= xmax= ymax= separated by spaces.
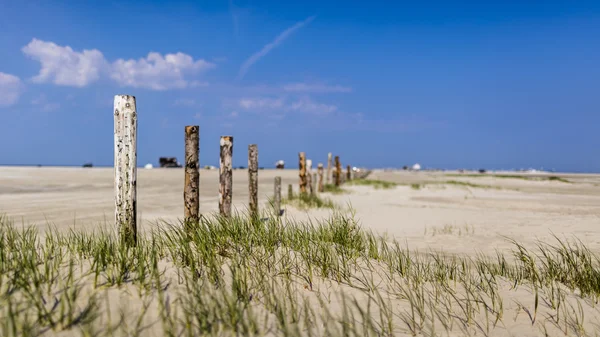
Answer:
xmin=2 ymin=166 xmax=600 ymax=336
xmin=2 ymin=166 xmax=599 ymax=255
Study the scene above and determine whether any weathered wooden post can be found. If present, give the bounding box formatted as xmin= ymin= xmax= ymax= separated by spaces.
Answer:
xmin=317 ymin=163 xmax=324 ymax=192
xmin=219 ymin=136 xmax=233 ymax=217
xmin=274 ymin=176 xmax=281 ymax=216
xmin=307 ymin=159 xmax=313 ymax=196
xmin=347 ymin=165 xmax=352 ymax=182
xmin=114 ymin=95 xmax=137 ymax=246
xmin=335 ymin=156 xmax=341 ymax=187
xmin=248 ymin=144 xmax=258 ymax=218
xmin=299 ymin=152 xmax=307 ymax=194
xmin=184 ymin=125 xmax=200 ymax=229
xmin=288 ymin=184 xmax=293 ymax=199
xmin=326 ymin=152 xmax=332 ymax=184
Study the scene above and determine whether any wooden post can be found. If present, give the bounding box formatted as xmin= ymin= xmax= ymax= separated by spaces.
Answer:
xmin=313 ymin=173 xmax=317 ymax=194
xmin=114 ymin=95 xmax=137 ymax=246
xmin=347 ymin=165 xmax=352 ymax=181
xmin=307 ymin=159 xmax=313 ymax=196
xmin=299 ymin=152 xmax=307 ymax=194
xmin=184 ymin=125 xmax=200 ymax=228
xmin=274 ymin=176 xmax=281 ymax=216
xmin=326 ymin=152 xmax=332 ymax=184
xmin=248 ymin=144 xmax=258 ymax=218
xmin=219 ymin=136 xmax=233 ymax=217
xmin=288 ymin=184 xmax=293 ymax=200
xmin=317 ymin=163 xmax=324 ymax=192
xmin=335 ymin=156 xmax=341 ymax=187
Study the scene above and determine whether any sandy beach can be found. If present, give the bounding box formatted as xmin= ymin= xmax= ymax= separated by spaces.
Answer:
xmin=2 ymin=166 xmax=599 ymax=255
xmin=2 ymin=166 xmax=600 ymax=336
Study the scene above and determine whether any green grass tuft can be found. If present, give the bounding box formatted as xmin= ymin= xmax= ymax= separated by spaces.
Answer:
xmin=322 ymin=184 xmax=349 ymax=194
xmin=282 ymin=191 xmax=337 ymax=210
xmin=346 ymin=179 xmax=397 ymax=189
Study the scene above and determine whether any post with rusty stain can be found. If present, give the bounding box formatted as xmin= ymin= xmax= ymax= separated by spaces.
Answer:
xmin=317 ymin=163 xmax=324 ymax=192
xmin=326 ymin=152 xmax=332 ymax=184
xmin=299 ymin=152 xmax=307 ymax=195
xmin=346 ymin=165 xmax=352 ymax=182
xmin=274 ymin=176 xmax=282 ymax=216
xmin=248 ymin=144 xmax=259 ymax=219
xmin=219 ymin=136 xmax=233 ymax=218
xmin=114 ymin=95 xmax=137 ymax=246
xmin=184 ymin=125 xmax=200 ymax=230
xmin=288 ymin=184 xmax=293 ymax=200
xmin=335 ymin=156 xmax=341 ymax=187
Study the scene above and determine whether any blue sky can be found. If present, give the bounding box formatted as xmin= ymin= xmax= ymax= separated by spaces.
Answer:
xmin=1 ymin=0 xmax=599 ymax=172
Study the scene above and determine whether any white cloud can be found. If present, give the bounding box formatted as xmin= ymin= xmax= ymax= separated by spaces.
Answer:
xmin=238 ymin=15 xmax=315 ymax=80
xmin=22 ymin=38 xmax=214 ymax=90
xmin=239 ymin=97 xmax=284 ymax=110
xmin=110 ymin=52 xmax=214 ymax=90
xmin=22 ymin=38 xmax=107 ymax=87
xmin=0 ymin=72 xmax=23 ymax=107
xmin=283 ymin=83 xmax=352 ymax=93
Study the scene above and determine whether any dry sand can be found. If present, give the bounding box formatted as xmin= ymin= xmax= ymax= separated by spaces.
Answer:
xmin=2 ymin=166 xmax=600 ymax=336
xmin=2 ymin=166 xmax=598 ymax=256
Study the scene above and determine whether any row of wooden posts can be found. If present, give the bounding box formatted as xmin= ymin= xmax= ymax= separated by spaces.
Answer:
xmin=114 ymin=95 xmax=352 ymax=245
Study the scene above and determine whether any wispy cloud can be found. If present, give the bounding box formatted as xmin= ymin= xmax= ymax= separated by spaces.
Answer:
xmin=239 ymin=97 xmax=285 ymax=110
xmin=283 ymin=83 xmax=352 ymax=93
xmin=288 ymin=97 xmax=338 ymax=115
xmin=237 ymin=15 xmax=316 ymax=81
xmin=237 ymin=96 xmax=337 ymax=118
xmin=0 ymin=72 xmax=24 ymax=107
xmin=22 ymin=38 xmax=215 ymax=90
xmin=229 ymin=0 xmax=240 ymax=39
xmin=31 ymin=94 xmax=60 ymax=112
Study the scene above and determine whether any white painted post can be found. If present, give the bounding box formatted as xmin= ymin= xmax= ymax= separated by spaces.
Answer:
xmin=114 ymin=95 xmax=138 ymax=245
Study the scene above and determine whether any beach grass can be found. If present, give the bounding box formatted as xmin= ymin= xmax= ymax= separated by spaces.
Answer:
xmin=282 ymin=191 xmax=337 ymax=210
xmin=345 ymin=179 xmax=397 ymax=189
xmin=1 ymin=211 xmax=600 ymax=336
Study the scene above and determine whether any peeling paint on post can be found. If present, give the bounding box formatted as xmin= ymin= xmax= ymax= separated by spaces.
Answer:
xmin=184 ymin=125 xmax=200 ymax=229
xmin=114 ymin=95 xmax=137 ymax=246
xmin=335 ymin=156 xmax=341 ymax=187
xmin=299 ymin=152 xmax=307 ymax=194
xmin=326 ymin=153 xmax=332 ymax=184
xmin=274 ymin=176 xmax=281 ymax=216
xmin=219 ymin=136 xmax=233 ymax=217
xmin=317 ymin=163 xmax=324 ymax=192
xmin=347 ymin=165 xmax=352 ymax=182
xmin=248 ymin=144 xmax=258 ymax=218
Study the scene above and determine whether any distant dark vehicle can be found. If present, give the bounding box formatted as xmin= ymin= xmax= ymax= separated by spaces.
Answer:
xmin=275 ymin=160 xmax=285 ymax=169
xmin=238 ymin=166 xmax=246 ymax=169
xmin=402 ymin=166 xmax=408 ymax=170
xmin=259 ymin=167 xmax=264 ymax=170
xmin=159 ymin=157 xmax=181 ymax=168
xmin=82 ymin=163 xmax=93 ymax=168
xmin=478 ymin=169 xmax=487 ymax=174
